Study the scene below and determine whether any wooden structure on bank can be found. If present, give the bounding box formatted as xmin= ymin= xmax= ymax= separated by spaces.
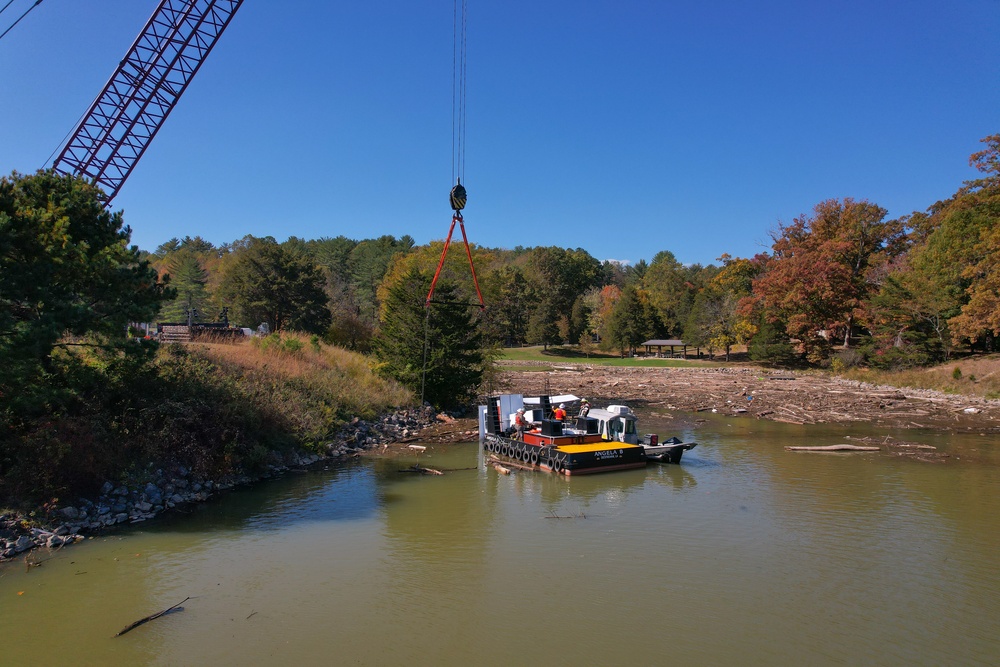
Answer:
xmin=640 ymin=339 xmax=696 ymax=358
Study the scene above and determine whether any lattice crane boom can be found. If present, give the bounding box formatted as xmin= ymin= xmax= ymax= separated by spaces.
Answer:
xmin=52 ymin=0 xmax=244 ymax=203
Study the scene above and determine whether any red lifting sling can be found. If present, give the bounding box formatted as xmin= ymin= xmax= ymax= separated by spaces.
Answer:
xmin=425 ymin=179 xmax=485 ymax=310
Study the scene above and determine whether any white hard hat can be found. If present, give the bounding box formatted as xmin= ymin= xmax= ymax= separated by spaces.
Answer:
xmin=559 ymin=403 xmax=565 ymax=408
xmin=517 ymin=408 xmax=524 ymax=413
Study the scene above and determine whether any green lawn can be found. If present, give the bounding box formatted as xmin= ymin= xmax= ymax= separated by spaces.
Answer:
xmin=500 ymin=345 xmax=708 ymax=368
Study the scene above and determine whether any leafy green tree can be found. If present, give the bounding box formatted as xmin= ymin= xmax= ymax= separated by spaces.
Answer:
xmin=932 ymin=134 xmax=1000 ymax=349
xmin=590 ymin=284 xmax=621 ymax=345
xmin=599 ymin=259 xmax=630 ymax=287
xmin=373 ymin=268 xmax=483 ymax=409
xmin=349 ymin=235 xmax=415 ymax=323
xmin=685 ymin=288 xmax=737 ymax=360
xmin=685 ymin=255 xmax=760 ymax=360
xmin=522 ymin=246 xmax=602 ymax=316
xmin=482 ymin=265 xmax=532 ymax=346
xmin=527 ymin=296 xmax=562 ymax=349
xmin=569 ymin=295 xmax=591 ymax=345
xmin=218 ymin=237 xmax=331 ymax=333
xmin=607 ymin=285 xmax=652 ymax=355
xmin=308 ymin=235 xmax=358 ymax=282
xmin=642 ymin=250 xmax=701 ymax=336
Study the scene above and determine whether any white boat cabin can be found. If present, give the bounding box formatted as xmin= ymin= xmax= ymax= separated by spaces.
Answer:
xmin=585 ymin=405 xmax=639 ymax=444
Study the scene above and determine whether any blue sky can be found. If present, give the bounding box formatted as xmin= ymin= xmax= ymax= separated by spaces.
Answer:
xmin=2 ymin=0 xmax=998 ymax=266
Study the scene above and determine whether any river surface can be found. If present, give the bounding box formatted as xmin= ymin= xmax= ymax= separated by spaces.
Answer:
xmin=2 ymin=413 xmax=999 ymax=666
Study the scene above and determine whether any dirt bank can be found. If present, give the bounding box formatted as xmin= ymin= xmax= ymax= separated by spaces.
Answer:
xmin=495 ymin=363 xmax=1000 ymax=433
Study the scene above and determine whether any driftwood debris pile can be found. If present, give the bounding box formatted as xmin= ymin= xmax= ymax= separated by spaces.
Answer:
xmin=501 ymin=364 xmax=1000 ymax=432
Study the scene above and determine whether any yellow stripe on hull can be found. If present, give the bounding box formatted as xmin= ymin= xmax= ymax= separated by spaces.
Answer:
xmin=552 ymin=443 xmax=643 ymax=454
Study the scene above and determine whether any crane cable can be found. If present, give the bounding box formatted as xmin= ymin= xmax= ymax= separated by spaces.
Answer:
xmin=421 ymin=0 xmax=482 ymax=405
xmin=452 ymin=0 xmax=467 ymax=186
xmin=0 ymin=0 xmax=44 ymax=43
xmin=426 ymin=0 xmax=483 ymax=309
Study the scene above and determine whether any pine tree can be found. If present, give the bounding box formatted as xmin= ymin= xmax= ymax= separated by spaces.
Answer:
xmin=373 ymin=268 xmax=483 ymax=409
xmin=159 ymin=250 xmax=211 ymax=323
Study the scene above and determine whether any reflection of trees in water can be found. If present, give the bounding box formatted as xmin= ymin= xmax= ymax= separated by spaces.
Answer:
xmin=142 ymin=461 xmax=380 ymax=535
xmin=694 ymin=415 xmax=1000 ymax=615
xmin=374 ymin=448 xmax=497 ymax=625
xmin=375 ymin=449 xmax=496 ymax=572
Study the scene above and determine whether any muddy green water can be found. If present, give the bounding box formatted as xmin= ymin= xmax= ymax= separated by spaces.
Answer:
xmin=2 ymin=413 xmax=999 ymax=666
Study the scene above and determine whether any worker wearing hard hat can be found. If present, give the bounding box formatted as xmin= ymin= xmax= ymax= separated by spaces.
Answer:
xmin=553 ymin=403 xmax=567 ymax=421
xmin=513 ymin=408 xmax=529 ymax=440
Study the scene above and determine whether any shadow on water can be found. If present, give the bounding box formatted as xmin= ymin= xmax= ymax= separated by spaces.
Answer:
xmin=136 ymin=459 xmax=383 ymax=536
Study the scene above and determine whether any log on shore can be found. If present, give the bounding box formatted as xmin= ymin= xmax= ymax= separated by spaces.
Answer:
xmin=785 ymin=444 xmax=880 ymax=452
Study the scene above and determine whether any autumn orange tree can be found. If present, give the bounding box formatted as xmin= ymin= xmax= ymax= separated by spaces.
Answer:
xmin=938 ymin=134 xmax=1000 ymax=348
xmin=860 ymin=134 xmax=1000 ymax=366
xmin=748 ymin=198 xmax=905 ymax=361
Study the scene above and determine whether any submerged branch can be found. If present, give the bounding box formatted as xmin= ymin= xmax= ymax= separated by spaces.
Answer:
xmin=115 ymin=597 xmax=190 ymax=637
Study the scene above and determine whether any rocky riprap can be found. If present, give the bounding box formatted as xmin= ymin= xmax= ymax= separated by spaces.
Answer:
xmin=1 ymin=406 xmax=439 ymax=562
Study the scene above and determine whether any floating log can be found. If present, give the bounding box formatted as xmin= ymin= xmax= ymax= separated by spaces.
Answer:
xmin=400 ymin=465 xmax=443 ymax=475
xmin=785 ymin=444 xmax=880 ymax=452
xmin=115 ymin=597 xmax=190 ymax=637
xmin=486 ymin=455 xmax=534 ymax=472
xmin=493 ymin=463 xmax=511 ymax=475
xmin=407 ymin=444 xmax=426 ymax=451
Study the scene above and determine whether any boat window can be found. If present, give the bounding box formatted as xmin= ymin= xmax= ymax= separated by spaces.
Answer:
xmin=625 ymin=420 xmax=636 ymax=435
xmin=609 ymin=419 xmax=622 ymax=436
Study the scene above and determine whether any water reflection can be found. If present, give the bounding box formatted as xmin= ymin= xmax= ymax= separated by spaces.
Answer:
xmin=2 ymin=415 xmax=999 ymax=665
xmin=140 ymin=460 xmax=381 ymax=536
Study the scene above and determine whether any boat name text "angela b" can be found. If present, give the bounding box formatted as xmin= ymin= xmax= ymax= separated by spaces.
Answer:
xmin=594 ymin=449 xmax=625 ymax=460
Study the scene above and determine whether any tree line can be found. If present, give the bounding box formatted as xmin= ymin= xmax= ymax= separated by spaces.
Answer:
xmin=143 ymin=133 xmax=1000 ymax=375
xmin=3 ymin=132 xmax=998 ymax=420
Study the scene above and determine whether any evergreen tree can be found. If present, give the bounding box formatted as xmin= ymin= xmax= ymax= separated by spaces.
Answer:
xmin=373 ymin=268 xmax=483 ymax=409
xmin=0 ymin=170 xmax=168 ymax=369
xmin=748 ymin=317 xmax=798 ymax=366
xmin=607 ymin=285 xmax=652 ymax=355
xmin=218 ymin=237 xmax=331 ymax=333
xmin=158 ymin=250 xmax=211 ymax=323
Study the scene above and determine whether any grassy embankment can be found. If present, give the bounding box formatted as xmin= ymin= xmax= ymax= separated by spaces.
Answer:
xmin=2 ymin=333 xmax=414 ymax=506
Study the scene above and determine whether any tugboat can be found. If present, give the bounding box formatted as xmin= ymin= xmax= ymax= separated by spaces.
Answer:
xmin=478 ymin=394 xmax=695 ymax=475
xmin=584 ymin=405 xmax=697 ymax=464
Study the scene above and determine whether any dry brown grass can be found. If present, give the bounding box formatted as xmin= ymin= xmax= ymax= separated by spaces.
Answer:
xmin=191 ymin=333 xmax=414 ymax=440
xmin=841 ymin=355 xmax=1000 ymax=399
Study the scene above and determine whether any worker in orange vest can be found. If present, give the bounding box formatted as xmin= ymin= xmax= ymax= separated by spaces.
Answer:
xmin=553 ymin=403 xmax=567 ymax=421
xmin=513 ymin=408 xmax=530 ymax=440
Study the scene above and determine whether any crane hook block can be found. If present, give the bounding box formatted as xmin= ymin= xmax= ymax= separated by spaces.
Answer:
xmin=450 ymin=180 xmax=467 ymax=211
